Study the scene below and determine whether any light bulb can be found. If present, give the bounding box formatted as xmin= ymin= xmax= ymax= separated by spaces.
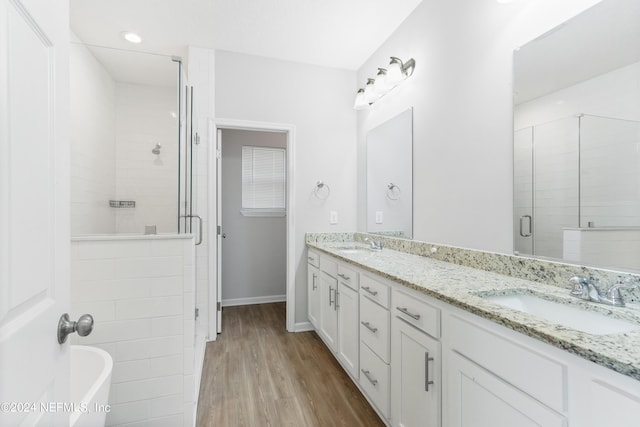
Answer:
xmin=364 ymin=79 xmax=378 ymax=104
xmin=353 ymin=89 xmax=367 ymax=110
xmin=373 ymin=68 xmax=389 ymax=96
xmin=386 ymin=57 xmax=405 ymax=86
xmin=121 ymin=31 xmax=142 ymax=44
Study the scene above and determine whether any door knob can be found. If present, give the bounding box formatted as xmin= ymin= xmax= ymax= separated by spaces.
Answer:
xmin=58 ymin=313 xmax=94 ymax=344
xmin=222 ymin=233 xmax=226 ymax=238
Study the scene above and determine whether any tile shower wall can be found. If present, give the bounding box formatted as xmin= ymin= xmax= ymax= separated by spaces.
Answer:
xmin=70 ymin=236 xmax=196 ymax=427
xmin=70 ymin=38 xmax=117 ymax=235
xmin=114 ymin=83 xmax=179 ymax=234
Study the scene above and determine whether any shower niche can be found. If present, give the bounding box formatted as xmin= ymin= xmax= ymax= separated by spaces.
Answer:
xmin=70 ymin=41 xmax=196 ymax=236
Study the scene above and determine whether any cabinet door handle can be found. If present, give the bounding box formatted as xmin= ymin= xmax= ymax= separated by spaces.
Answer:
xmin=312 ymin=273 xmax=317 ymax=290
xmin=396 ymin=306 xmax=421 ymax=320
xmin=308 ymin=256 xmax=315 ymax=262
xmin=425 ymin=351 xmax=434 ymax=392
xmin=361 ymin=369 xmax=378 ymax=386
xmin=338 ymin=273 xmax=350 ymax=280
xmin=361 ymin=286 xmax=378 ymax=296
xmin=361 ymin=321 xmax=378 ymax=333
xmin=335 ymin=290 xmax=339 ymax=310
xmin=329 ymin=286 xmax=334 ymax=306
xmin=519 ymin=215 xmax=532 ymax=237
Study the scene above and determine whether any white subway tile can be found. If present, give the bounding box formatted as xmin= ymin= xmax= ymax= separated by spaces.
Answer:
xmin=183 ymin=375 xmax=195 ymax=403
xmin=149 ymin=395 xmax=183 ymax=418
xmin=116 ymin=257 xmax=183 ymax=279
xmin=116 ymin=336 xmax=182 ymax=361
xmin=183 ymin=402 xmax=195 ymax=427
xmin=81 ymin=318 xmax=151 ymax=345
xmin=151 ymin=316 xmax=183 ymax=337
xmin=111 ymin=375 xmax=183 ymax=404
xmin=150 ymin=276 xmax=183 ymax=297
xmin=77 ymin=240 xmax=150 ymax=259
xmin=150 ymin=240 xmax=184 ymax=257
xmin=72 ymin=278 xmax=151 ymax=302
xmin=112 ymin=359 xmax=151 ymax=384
xmin=71 ymin=259 xmax=116 ymax=281
xmin=149 ymin=355 xmax=183 ymax=378
xmin=71 ymin=300 xmax=116 ymax=322
xmin=183 ymin=347 xmax=194 ymax=375
xmin=105 ymin=400 xmax=150 ymax=426
xmin=116 ymin=296 xmax=183 ymax=320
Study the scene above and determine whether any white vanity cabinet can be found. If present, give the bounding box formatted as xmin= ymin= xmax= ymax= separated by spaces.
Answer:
xmin=337 ymin=275 xmax=360 ymax=379
xmin=307 ymin=250 xmax=320 ymax=329
xmin=359 ymin=274 xmax=392 ymax=420
xmin=318 ymin=270 xmax=338 ymax=352
xmin=391 ymin=289 xmax=441 ymax=427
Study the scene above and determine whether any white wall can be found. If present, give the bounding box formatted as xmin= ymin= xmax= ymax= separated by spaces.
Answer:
xmin=69 ymin=41 xmax=116 ymax=235
xmin=215 ymin=50 xmax=358 ymax=325
xmin=114 ymin=83 xmax=179 ymax=234
xmin=220 ymin=129 xmax=287 ymax=305
xmin=70 ymin=236 xmax=196 ymax=427
xmin=356 ymin=0 xmax=602 ymax=254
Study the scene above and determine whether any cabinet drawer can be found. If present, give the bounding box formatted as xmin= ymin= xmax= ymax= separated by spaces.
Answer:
xmin=393 ymin=290 xmax=441 ymax=339
xmin=337 ymin=264 xmax=358 ymax=290
xmin=360 ymin=295 xmax=390 ymax=363
xmin=320 ymin=255 xmax=337 ymax=278
xmin=360 ymin=342 xmax=390 ymax=419
xmin=448 ymin=313 xmax=567 ymax=413
xmin=307 ymin=249 xmax=320 ymax=268
xmin=360 ymin=274 xmax=390 ymax=308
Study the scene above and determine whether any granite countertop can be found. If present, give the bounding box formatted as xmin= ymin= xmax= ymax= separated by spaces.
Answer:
xmin=306 ymin=240 xmax=640 ymax=382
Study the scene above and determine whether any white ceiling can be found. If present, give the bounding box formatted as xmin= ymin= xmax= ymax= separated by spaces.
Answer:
xmin=514 ymin=0 xmax=640 ymax=104
xmin=69 ymin=0 xmax=423 ymax=71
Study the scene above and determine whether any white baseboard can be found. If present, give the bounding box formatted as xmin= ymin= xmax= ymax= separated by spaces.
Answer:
xmin=294 ymin=321 xmax=314 ymax=332
xmin=222 ymin=294 xmax=286 ymax=307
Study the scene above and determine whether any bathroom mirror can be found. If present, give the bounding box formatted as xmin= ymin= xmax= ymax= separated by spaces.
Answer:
xmin=366 ymin=108 xmax=413 ymax=238
xmin=69 ymin=41 xmax=186 ymax=236
xmin=513 ymin=0 xmax=640 ymax=272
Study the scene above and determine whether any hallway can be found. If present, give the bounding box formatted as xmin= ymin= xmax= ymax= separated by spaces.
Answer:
xmin=196 ymin=303 xmax=383 ymax=426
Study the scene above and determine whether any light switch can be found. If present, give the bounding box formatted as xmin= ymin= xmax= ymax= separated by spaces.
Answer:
xmin=375 ymin=211 xmax=383 ymax=224
xmin=330 ymin=211 xmax=338 ymax=225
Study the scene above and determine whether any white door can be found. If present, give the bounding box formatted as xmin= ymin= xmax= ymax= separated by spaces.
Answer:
xmin=0 ymin=0 xmax=70 ymax=425
xmin=306 ymin=264 xmax=319 ymax=329
xmin=319 ymin=273 xmax=337 ymax=352
xmin=337 ymin=282 xmax=359 ymax=378
xmin=216 ymin=128 xmax=222 ymax=333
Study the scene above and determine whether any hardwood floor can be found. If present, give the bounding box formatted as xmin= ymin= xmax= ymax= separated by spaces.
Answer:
xmin=196 ymin=303 xmax=384 ymax=427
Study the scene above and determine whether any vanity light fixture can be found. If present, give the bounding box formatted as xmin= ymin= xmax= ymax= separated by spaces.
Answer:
xmin=354 ymin=56 xmax=415 ymax=109
xmin=121 ymin=31 xmax=142 ymax=44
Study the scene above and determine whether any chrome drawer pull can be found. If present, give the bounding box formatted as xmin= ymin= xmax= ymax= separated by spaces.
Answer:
xmin=338 ymin=273 xmax=351 ymax=280
xmin=361 ymin=286 xmax=378 ymax=296
xmin=329 ymin=286 xmax=334 ymax=306
xmin=361 ymin=369 xmax=378 ymax=386
xmin=312 ymin=273 xmax=317 ymax=290
xmin=396 ymin=306 xmax=421 ymax=320
xmin=425 ymin=351 xmax=434 ymax=391
xmin=361 ymin=321 xmax=378 ymax=333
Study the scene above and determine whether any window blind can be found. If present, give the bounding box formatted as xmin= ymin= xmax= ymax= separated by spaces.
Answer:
xmin=241 ymin=146 xmax=286 ymax=216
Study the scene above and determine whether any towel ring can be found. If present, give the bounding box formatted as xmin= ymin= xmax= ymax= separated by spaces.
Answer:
xmin=315 ymin=180 xmax=331 ymax=199
xmin=387 ymin=183 xmax=401 ymax=200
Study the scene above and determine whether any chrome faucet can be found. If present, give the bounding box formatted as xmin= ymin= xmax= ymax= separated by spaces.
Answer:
xmin=599 ymin=277 xmax=639 ymax=307
xmin=569 ymin=276 xmax=600 ymax=302
xmin=364 ymin=237 xmax=383 ymax=250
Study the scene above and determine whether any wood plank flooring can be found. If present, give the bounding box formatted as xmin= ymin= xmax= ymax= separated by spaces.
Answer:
xmin=196 ymin=303 xmax=384 ymax=427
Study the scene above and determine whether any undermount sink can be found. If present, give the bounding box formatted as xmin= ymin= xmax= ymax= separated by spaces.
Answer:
xmin=336 ymin=245 xmax=375 ymax=254
xmin=484 ymin=293 xmax=640 ymax=335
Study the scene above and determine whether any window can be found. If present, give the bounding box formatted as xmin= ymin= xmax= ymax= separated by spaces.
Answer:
xmin=241 ymin=146 xmax=286 ymax=216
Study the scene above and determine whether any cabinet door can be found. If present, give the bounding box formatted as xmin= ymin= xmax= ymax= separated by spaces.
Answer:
xmin=307 ymin=264 xmax=320 ymax=329
xmin=319 ymin=272 xmax=338 ymax=352
xmin=446 ymin=351 xmax=566 ymax=427
xmin=391 ymin=317 xmax=440 ymax=427
xmin=337 ymin=282 xmax=359 ymax=378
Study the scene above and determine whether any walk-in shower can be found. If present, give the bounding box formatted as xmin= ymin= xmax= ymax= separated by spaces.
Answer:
xmin=69 ymin=41 xmax=197 ymax=237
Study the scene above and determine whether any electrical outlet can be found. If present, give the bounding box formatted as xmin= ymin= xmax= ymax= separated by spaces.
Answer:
xmin=375 ymin=211 xmax=383 ymax=224
xmin=330 ymin=211 xmax=338 ymax=225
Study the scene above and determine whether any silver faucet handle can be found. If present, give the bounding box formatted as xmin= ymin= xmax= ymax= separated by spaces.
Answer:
xmin=601 ymin=278 xmax=639 ymax=307
xmin=569 ymin=276 xmax=599 ymax=302
xmin=569 ymin=276 xmax=588 ymax=295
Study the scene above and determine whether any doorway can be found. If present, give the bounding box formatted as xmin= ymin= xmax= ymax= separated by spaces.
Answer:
xmin=211 ymin=119 xmax=296 ymax=336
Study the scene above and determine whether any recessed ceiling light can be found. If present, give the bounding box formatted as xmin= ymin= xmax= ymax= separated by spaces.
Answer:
xmin=121 ymin=31 xmax=142 ymax=44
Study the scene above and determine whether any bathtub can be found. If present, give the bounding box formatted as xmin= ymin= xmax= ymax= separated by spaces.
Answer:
xmin=70 ymin=345 xmax=113 ymax=427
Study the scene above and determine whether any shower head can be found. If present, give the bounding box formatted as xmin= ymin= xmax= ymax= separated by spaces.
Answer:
xmin=152 ymin=143 xmax=161 ymax=155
